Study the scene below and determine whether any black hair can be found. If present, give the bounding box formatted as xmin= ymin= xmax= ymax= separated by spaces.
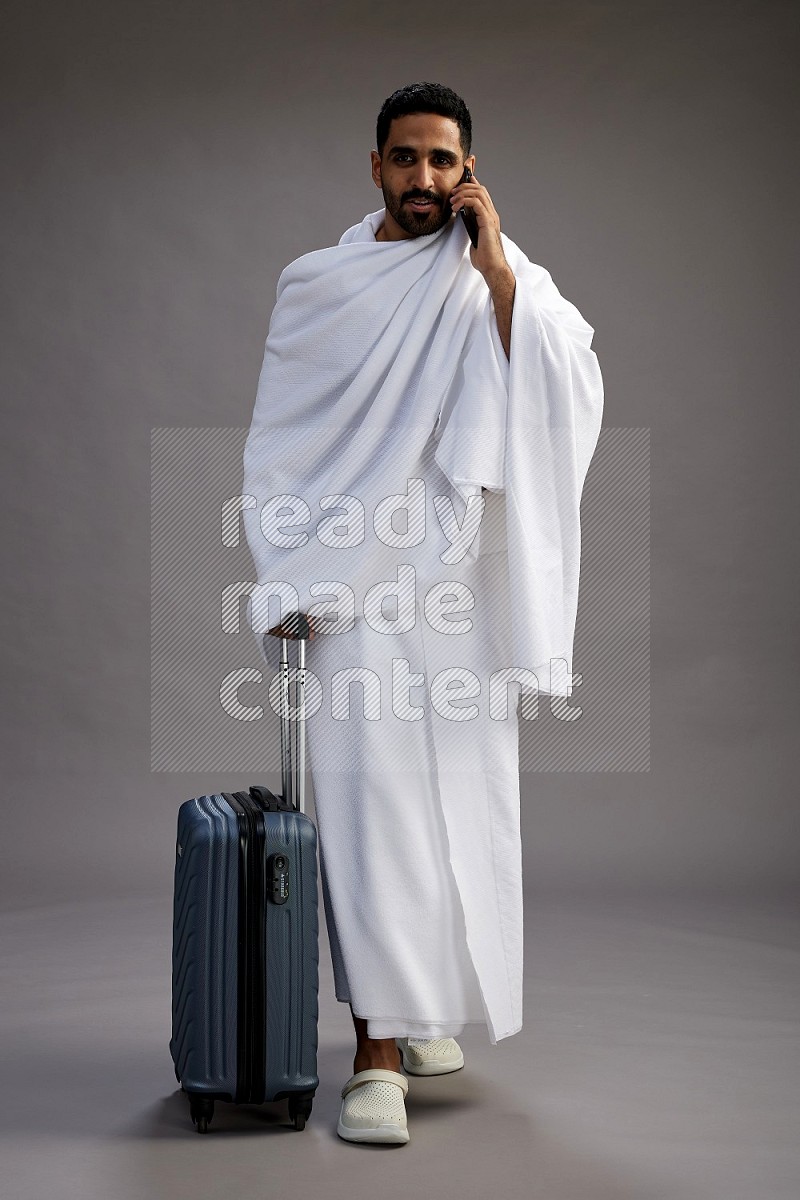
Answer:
xmin=376 ymin=82 xmax=472 ymax=159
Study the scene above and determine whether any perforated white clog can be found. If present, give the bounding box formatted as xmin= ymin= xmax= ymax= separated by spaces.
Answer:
xmin=396 ymin=1036 xmax=465 ymax=1075
xmin=337 ymin=1068 xmax=410 ymax=1144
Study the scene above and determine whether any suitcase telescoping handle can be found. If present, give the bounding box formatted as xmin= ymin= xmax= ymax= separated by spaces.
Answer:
xmin=276 ymin=613 xmax=309 ymax=815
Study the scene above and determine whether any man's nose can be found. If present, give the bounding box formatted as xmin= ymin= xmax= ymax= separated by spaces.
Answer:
xmin=409 ymin=162 xmax=436 ymax=193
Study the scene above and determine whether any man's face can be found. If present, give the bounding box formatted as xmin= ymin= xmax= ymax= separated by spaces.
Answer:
xmin=371 ymin=113 xmax=475 ymax=240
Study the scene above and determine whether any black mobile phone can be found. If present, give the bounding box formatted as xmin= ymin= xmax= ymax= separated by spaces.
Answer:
xmin=458 ymin=166 xmax=480 ymax=248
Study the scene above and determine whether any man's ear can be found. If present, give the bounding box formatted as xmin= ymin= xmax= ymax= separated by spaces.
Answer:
xmin=466 ymin=154 xmax=476 ymax=173
xmin=370 ymin=150 xmax=382 ymax=188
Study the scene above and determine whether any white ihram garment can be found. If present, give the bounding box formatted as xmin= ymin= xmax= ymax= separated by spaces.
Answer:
xmin=242 ymin=208 xmax=603 ymax=1042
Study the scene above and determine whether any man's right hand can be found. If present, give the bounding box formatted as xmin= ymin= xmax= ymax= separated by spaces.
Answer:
xmin=266 ymin=613 xmax=315 ymax=640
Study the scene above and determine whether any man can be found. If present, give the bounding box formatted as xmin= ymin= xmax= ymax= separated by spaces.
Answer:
xmin=242 ymin=82 xmax=603 ymax=1144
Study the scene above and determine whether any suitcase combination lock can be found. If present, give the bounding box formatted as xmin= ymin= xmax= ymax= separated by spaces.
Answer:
xmin=268 ymin=853 xmax=290 ymax=904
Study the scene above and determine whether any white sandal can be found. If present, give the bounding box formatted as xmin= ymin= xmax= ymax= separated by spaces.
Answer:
xmin=396 ymin=1036 xmax=465 ymax=1075
xmin=337 ymin=1068 xmax=410 ymax=1144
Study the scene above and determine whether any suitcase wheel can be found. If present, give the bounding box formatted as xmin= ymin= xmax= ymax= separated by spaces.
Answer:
xmin=188 ymin=1095 xmax=215 ymax=1134
xmin=288 ymin=1093 xmax=314 ymax=1131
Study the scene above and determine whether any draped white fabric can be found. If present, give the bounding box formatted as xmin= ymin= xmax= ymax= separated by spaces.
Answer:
xmin=241 ymin=208 xmax=603 ymax=1042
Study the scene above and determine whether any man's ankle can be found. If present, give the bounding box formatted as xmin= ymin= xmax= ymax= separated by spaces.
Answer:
xmin=353 ymin=1037 xmax=402 ymax=1072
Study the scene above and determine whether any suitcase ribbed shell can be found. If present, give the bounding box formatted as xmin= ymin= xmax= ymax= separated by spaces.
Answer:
xmin=170 ymin=793 xmax=319 ymax=1104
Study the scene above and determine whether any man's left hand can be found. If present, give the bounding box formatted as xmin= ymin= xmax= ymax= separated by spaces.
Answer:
xmin=448 ymin=174 xmax=512 ymax=287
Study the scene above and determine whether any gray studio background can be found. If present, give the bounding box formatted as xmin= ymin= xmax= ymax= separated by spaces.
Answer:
xmin=2 ymin=3 xmax=798 ymax=1199
xmin=3 ymin=0 xmax=795 ymax=903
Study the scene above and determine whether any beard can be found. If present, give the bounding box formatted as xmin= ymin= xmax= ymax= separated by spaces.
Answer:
xmin=381 ymin=184 xmax=454 ymax=237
